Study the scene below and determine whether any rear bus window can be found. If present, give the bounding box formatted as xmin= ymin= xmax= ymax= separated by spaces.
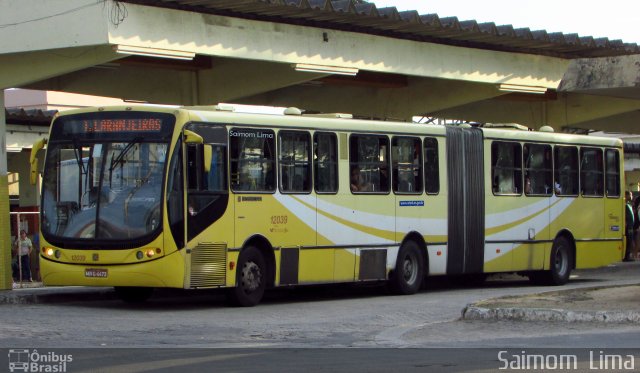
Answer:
xmin=605 ymin=149 xmax=620 ymax=198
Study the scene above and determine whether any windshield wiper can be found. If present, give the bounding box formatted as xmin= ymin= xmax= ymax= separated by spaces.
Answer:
xmin=72 ymin=139 xmax=88 ymax=175
xmin=109 ymin=137 xmax=142 ymax=172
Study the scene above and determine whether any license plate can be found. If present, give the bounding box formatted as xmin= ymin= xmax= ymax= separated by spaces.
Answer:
xmin=85 ymin=268 xmax=108 ymax=278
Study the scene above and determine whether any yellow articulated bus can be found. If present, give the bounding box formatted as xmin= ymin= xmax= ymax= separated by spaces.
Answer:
xmin=31 ymin=105 xmax=625 ymax=306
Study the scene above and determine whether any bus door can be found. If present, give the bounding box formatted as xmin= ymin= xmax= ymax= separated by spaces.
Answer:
xmin=513 ymin=144 xmax=553 ymax=271
xmin=347 ymin=134 xmax=395 ymax=282
xmin=445 ymin=127 xmax=485 ymax=275
xmin=276 ymin=130 xmax=320 ymax=285
xmin=602 ymin=149 xmax=624 ymax=265
xmin=317 ymin=132 xmax=351 ymax=283
xmin=183 ymin=124 xmax=231 ymax=289
xmin=228 ymin=127 xmax=276 ymax=248
xmin=603 ymin=148 xmax=623 ymax=264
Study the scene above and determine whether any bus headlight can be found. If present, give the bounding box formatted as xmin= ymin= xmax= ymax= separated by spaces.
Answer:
xmin=45 ymin=248 xmax=54 ymax=257
xmin=145 ymin=249 xmax=155 ymax=258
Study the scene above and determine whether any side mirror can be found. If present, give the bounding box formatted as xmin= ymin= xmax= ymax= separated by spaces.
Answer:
xmin=30 ymin=138 xmax=48 ymax=185
xmin=183 ymin=130 xmax=212 ymax=172
xmin=203 ymin=144 xmax=212 ymax=173
xmin=183 ymin=130 xmax=203 ymax=144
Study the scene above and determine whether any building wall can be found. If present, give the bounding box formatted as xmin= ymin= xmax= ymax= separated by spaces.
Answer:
xmin=5 ymin=88 xmax=124 ymax=111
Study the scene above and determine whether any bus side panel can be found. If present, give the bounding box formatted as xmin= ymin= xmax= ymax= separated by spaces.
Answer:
xmin=234 ymin=193 xmax=321 ymax=285
xmin=575 ymin=198 xmax=605 ymax=269
xmin=604 ymin=194 xmax=625 ymax=263
xmin=510 ymin=197 xmax=550 ymax=271
xmin=394 ymin=192 xmax=448 ymax=276
xmin=548 ymin=197 xmax=611 ymax=269
xmin=183 ymin=205 xmax=236 ymax=289
xmin=345 ymin=194 xmax=395 ymax=281
xmin=483 ymin=179 xmax=550 ymax=272
xmin=316 ymin=194 xmax=355 ymax=282
xmin=278 ymin=194 xmax=337 ymax=285
xmin=483 ymin=194 xmax=513 ymax=273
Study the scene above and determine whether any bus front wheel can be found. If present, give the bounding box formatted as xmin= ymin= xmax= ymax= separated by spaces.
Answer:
xmin=228 ymin=246 xmax=266 ymax=307
xmin=389 ymin=241 xmax=424 ymax=295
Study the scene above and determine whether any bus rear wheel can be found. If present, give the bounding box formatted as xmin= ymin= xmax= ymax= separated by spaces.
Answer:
xmin=389 ymin=241 xmax=424 ymax=295
xmin=528 ymin=236 xmax=572 ymax=286
xmin=228 ymin=246 xmax=266 ymax=307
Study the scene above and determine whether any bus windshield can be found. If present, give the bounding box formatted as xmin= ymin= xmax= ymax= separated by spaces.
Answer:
xmin=41 ymin=112 xmax=174 ymax=244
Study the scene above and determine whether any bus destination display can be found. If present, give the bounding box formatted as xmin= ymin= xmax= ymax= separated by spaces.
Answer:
xmin=82 ymin=118 xmax=163 ymax=133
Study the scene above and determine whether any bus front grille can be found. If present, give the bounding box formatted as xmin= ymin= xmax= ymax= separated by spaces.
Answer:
xmin=190 ymin=242 xmax=227 ymax=288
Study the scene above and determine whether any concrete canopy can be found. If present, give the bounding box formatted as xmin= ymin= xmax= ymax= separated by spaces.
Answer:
xmin=1 ymin=0 xmax=639 ymax=132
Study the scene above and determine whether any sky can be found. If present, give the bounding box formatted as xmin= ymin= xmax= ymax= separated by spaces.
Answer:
xmin=370 ymin=0 xmax=640 ymax=44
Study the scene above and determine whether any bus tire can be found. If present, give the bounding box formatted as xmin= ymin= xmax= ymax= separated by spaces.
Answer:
xmin=228 ymin=246 xmax=266 ymax=307
xmin=114 ymin=286 xmax=154 ymax=303
xmin=548 ymin=236 xmax=572 ymax=285
xmin=528 ymin=236 xmax=572 ymax=286
xmin=389 ymin=241 xmax=424 ymax=295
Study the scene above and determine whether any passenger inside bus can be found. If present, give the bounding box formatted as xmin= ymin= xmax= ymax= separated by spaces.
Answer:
xmin=350 ymin=167 xmax=363 ymax=192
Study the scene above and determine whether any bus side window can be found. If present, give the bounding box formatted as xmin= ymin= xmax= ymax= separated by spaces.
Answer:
xmin=314 ymin=132 xmax=338 ymax=193
xmin=392 ymin=136 xmax=422 ymax=194
xmin=605 ymin=149 xmax=620 ymax=197
xmin=580 ymin=147 xmax=604 ymax=197
xmin=424 ymin=137 xmax=439 ymax=194
xmin=349 ymin=134 xmax=390 ymax=194
xmin=230 ymin=128 xmax=276 ymax=193
xmin=491 ymin=141 xmax=522 ymax=195
xmin=279 ymin=131 xmax=312 ymax=193
xmin=523 ymin=143 xmax=552 ymax=196
xmin=554 ymin=146 xmax=579 ymax=196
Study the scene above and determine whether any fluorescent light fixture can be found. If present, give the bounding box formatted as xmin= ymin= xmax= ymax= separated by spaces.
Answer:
xmin=498 ymin=83 xmax=547 ymax=94
xmin=113 ymin=45 xmax=195 ymax=60
xmin=293 ymin=63 xmax=358 ymax=76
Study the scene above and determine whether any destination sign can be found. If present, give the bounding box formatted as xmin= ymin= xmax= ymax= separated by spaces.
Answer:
xmin=81 ymin=118 xmax=163 ymax=133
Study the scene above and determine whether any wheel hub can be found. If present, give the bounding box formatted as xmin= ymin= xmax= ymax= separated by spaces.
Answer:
xmin=241 ymin=261 xmax=262 ymax=292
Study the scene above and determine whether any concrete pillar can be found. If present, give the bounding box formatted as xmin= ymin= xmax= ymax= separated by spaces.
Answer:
xmin=0 ymin=92 xmax=11 ymax=289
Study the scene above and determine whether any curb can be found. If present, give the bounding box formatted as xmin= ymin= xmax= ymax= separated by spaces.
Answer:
xmin=462 ymin=305 xmax=640 ymax=324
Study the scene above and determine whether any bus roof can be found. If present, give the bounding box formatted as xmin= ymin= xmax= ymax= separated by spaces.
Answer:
xmin=54 ymin=105 xmax=622 ymax=148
